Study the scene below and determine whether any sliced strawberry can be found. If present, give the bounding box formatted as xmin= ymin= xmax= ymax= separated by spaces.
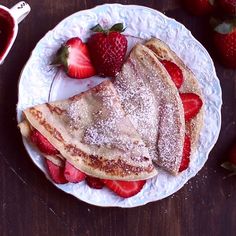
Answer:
xmin=46 ymin=160 xmax=68 ymax=184
xmin=30 ymin=129 xmax=59 ymax=155
xmin=180 ymin=93 xmax=203 ymax=121
xmin=86 ymin=176 xmax=104 ymax=189
xmin=64 ymin=161 xmax=86 ymax=183
xmin=102 ymin=179 xmax=146 ymax=198
xmin=53 ymin=37 xmax=96 ymax=79
xmin=179 ymin=135 xmax=191 ymax=172
xmin=221 ymin=143 xmax=236 ymax=175
xmin=161 ymin=60 xmax=183 ymax=89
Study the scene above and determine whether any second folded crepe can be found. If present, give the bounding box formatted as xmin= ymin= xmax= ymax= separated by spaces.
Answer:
xmin=115 ymin=44 xmax=186 ymax=175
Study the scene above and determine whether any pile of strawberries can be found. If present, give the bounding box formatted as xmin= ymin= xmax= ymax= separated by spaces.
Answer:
xmin=183 ymin=0 xmax=236 ymax=174
xmin=183 ymin=0 xmax=236 ymax=68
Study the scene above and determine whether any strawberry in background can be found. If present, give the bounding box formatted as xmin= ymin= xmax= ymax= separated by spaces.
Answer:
xmin=183 ymin=0 xmax=215 ymax=16
xmin=221 ymin=142 xmax=236 ymax=176
xmin=212 ymin=19 xmax=236 ymax=68
xmin=218 ymin=0 xmax=236 ymax=16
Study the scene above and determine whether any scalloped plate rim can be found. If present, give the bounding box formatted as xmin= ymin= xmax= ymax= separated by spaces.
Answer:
xmin=16 ymin=4 xmax=222 ymax=208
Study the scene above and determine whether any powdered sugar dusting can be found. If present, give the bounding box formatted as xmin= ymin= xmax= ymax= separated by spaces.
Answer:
xmin=83 ymin=89 xmax=128 ymax=151
xmin=67 ymin=100 xmax=89 ymax=131
xmin=115 ymin=59 xmax=158 ymax=155
xmin=115 ymin=44 xmax=185 ymax=173
xmin=158 ymin=102 xmax=184 ymax=173
xmin=66 ymin=82 xmax=151 ymax=165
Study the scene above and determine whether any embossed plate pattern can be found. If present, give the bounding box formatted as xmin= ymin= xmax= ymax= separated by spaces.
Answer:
xmin=17 ymin=4 xmax=222 ymax=207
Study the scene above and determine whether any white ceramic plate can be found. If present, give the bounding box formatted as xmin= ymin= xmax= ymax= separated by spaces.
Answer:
xmin=17 ymin=4 xmax=222 ymax=208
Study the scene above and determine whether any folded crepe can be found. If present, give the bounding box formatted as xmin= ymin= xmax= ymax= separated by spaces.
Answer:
xmin=114 ymin=44 xmax=186 ymax=175
xmin=18 ymin=80 xmax=157 ymax=181
xmin=145 ymin=38 xmax=204 ymax=151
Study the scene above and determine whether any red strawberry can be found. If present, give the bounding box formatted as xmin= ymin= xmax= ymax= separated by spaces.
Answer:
xmin=52 ymin=37 xmax=95 ymax=79
xmin=46 ymin=160 xmax=68 ymax=184
xmin=180 ymin=93 xmax=203 ymax=121
xmin=221 ymin=142 xmax=236 ymax=176
xmin=183 ymin=0 xmax=214 ymax=16
xmin=179 ymin=135 xmax=191 ymax=172
xmin=229 ymin=143 xmax=236 ymax=165
xmin=87 ymin=23 xmax=127 ymax=77
xmin=161 ymin=60 xmax=184 ymax=89
xmin=212 ymin=19 xmax=236 ymax=68
xmin=64 ymin=161 xmax=86 ymax=183
xmin=102 ymin=179 xmax=146 ymax=198
xmin=86 ymin=176 xmax=104 ymax=189
xmin=218 ymin=0 xmax=236 ymax=16
xmin=30 ymin=129 xmax=59 ymax=155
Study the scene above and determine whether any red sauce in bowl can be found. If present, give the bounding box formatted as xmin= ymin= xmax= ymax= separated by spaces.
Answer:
xmin=0 ymin=9 xmax=14 ymax=60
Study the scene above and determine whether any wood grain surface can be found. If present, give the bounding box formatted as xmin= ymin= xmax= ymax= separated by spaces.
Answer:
xmin=0 ymin=0 xmax=235 ymax=235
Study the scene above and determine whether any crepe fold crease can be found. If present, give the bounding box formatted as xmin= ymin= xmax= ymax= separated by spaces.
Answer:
xmin=18 ymin=80 xmax=157 ymax=181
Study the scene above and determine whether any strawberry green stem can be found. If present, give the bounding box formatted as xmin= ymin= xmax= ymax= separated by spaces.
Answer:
xmin=90 ymin=23 xmax=125 ymax=34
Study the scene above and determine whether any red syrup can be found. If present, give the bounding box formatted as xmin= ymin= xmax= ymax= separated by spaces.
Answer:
xmin=0 ymin=9 xmax=14 ymax=60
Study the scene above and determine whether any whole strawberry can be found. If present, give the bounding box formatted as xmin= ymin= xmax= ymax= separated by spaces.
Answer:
xmin=87 ymin=23 xmax=128 ymax=77
xmin=212 ymin=19 xmax=236 ymax=68
xmin=218 ymin=0 xmax=236 ymax=16
xmin=183 ymin=0 xmax=215 ymax=16
xmin=52 ymin=37 xmax=95 ymax=79
xmin=221 ymin=142 xmax=236 ymax=176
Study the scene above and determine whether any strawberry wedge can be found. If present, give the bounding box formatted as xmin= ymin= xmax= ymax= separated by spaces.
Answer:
xmin=46 ymin=160 xmax=68 ymax=184
xmin=52 ymin=37 xmax=96 ymax=79
xmin=180 ymin=93 xmax=203 ymax=121
xmin=161 ymin=60 xmax=183 ymax=89
xmin=86 ymin=176 xmax=104 ymax=189
xmin=64 ymin=161 xmax=86 ymax=183
xmin=179 ymin=135 xmax=191 ymax=172
xmin=102 ymin=180 xmax=146 ymax=198
xmin=30 ymin=129 xmax=59 ymax=155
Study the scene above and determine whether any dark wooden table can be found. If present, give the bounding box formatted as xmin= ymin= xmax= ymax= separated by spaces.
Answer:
xmin=0 ymin=0 xmax=235 ymax=235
